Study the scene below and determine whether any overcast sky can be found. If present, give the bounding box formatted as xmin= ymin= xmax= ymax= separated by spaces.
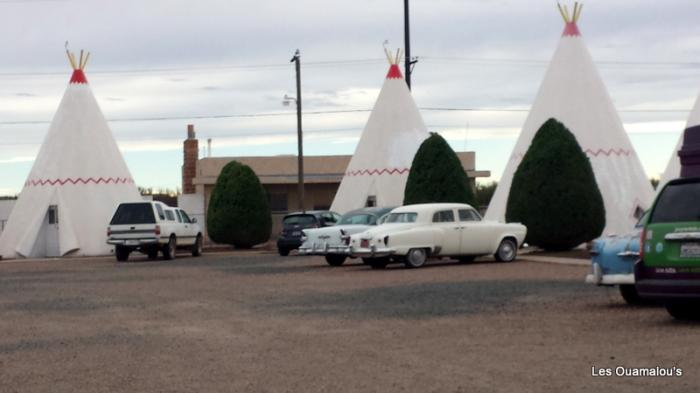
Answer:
xmin=1 ymin=0 xmax=699 ymax=195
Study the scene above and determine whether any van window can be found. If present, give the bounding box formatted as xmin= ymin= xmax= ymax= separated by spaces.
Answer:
xmin=155 ymin=204 xmax=165 ymax=220
xmin=165 ymin=210 xmax=176 ymax=221
xmin=110 ymin=203 xmax=156 ymax=225
xmin=651 ymin=182 xmax=700 ymax=223
xmin=283 ymin=214 xmax=316 ymax=226
xmin=175 ymin=210 xmax=183 ymax=223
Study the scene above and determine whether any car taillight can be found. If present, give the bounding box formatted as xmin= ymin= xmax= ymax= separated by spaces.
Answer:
xmin=107 ymin=227 xmax=111 ymax=237
xmin=640 ymin=228 xmax=648 ymax=259
xmin=155 ymin=225 xmax=161 ymax=236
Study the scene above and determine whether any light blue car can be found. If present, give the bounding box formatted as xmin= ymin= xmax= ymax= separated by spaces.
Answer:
xmin=585 ymin=211 xmax=649 ymax=304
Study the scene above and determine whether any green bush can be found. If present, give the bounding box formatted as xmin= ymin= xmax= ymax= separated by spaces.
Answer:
xmin=404 ymin=132 xmax=476 ymax=206
xmin=505 ymin=118 xmax=605 ymax=250
xmin=207 ymin=161 xmax=272 ymax=248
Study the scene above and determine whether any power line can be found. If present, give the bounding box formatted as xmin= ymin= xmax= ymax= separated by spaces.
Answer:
xmin=0 ymin=58 xmax=387 ymax=77
xmin=0 ymin=106 xmax=692 ymax=126
xmin=1 ymin=56 xmax=698 ymax=78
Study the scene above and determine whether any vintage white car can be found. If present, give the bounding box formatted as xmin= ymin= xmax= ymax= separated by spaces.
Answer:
xmin=349 ymin=203 xmax=527 ymax=269
xmin=298 ymin=207 xmax=394 ymax=266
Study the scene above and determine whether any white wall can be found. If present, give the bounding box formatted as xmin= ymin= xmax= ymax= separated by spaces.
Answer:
xmin=178 ymin=193 xmax=205 ymax=239
xmin=0 ymin=200 xmax=16 ymax=234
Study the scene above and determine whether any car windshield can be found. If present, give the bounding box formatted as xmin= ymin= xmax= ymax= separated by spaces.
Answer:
xmin=283 ymin=214 xmax=316 ymax=226
xmin=110 ymin=203 xmax=156 ymax=225
xmin=650 ymin=182 xmax=700 ymax=223
xmin=385 ymin=212 xmax=417 ymax=223
xmin=339 ymin=213 xmax=375 ymax=225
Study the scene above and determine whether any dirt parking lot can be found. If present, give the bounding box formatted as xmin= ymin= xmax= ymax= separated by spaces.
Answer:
xmin=0 ymin=252 xmax=698 ymax=393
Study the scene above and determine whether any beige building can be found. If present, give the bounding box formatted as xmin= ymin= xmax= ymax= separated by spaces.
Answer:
xmin=178 ymin=126 xmax=490 ymax=241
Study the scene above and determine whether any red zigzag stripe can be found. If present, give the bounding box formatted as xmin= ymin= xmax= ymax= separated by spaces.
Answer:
xmin=510 ymin=148 xmax=633 ymax=162
xmin=345 ymin=168 xmax=410 ymax=177
xmin=24 ymin=177 xmax=135 ymax=187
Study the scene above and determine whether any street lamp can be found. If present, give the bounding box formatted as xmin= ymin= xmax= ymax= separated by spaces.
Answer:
xmin=287 ymin=49 xmax=304 ymax=212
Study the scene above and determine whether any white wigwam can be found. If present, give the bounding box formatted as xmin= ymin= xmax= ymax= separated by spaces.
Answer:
xmin=331 ymin=48 xmax=429 ymax=213
xmin=0 ymin=50 xmax=141 ymax=258
xmin=485 ymin=3 xmax=654 ymax=235
xmin=658 ymin=93 xmax=700 ymax=190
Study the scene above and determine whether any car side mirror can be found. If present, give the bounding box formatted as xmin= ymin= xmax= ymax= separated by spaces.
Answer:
xmin=191 ymin=218 xmax=197 ymax=223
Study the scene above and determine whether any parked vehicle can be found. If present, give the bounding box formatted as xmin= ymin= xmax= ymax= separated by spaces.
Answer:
xmin=349 ymin=203 xmax=527 ymax=269
xmin=298 ymin=207 xmax=394 ymax=266
xmin=277 ymin=210 xmax=341 ymax=256
xmin=107 ymin=201 xmax=202 ymax=262
xmin=635 ymin=177 xmax=700 ymax=319
xmin=586 ymin=211 xmax=648 ymax=304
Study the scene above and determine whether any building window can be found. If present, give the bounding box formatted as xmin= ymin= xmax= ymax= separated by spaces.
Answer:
xmin=365 ymin=196 xmax=376 ymax=207
xmin=268 ymin=193 xmax=288 ymax=213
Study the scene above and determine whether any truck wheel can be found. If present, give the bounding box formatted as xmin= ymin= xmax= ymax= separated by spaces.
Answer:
xmin=494 ymin=239 xmax=517 ymax=262
xmin=619 ymin=284 xmax=643 ymax=305
xmin=163 ymin=236 xmax=177 ymax=260
xmin=147 ymin=248 xmax=159 ymax=260
xmin=115 ymin=246 xmax=130 ymax=262
xmin=278 ymin=248 xmax=290 ymax=256
xmin=404 ymin=248 xmax=427 ymax=268
xmin=325 ymin=254 xmax=346 ymax=266
xmin=666 ymin=301 xmax=700 ymax=320
xmin=192 ymin=235 xmax=203 ymax=257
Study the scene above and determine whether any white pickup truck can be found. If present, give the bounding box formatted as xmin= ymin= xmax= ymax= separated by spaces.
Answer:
xmin=106 ymin=201 xmax=202 ymax=262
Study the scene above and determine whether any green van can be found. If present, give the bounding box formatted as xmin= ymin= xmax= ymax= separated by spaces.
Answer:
xmin=635 ymin=177 xmax=700 ymax=319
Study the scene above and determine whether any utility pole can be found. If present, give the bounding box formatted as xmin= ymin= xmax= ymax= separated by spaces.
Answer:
xmin=290 ymin=49 xmax=305 ymax=212
xmin=404 ymin=0 xmax=412 ymax=89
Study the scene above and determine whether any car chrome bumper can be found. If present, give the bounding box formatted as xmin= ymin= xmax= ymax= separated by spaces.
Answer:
xmin=298 ymin=243 xmax=352 ymax=255
xmin=350 ymin=245 xmax=395 ymax=258
xmin=585 ymin=263 xmax=635 ymax=285
xmin=107 ymin=238 xmax=160 ymax=247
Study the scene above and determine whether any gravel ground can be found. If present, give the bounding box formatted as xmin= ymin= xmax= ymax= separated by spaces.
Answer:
xmin=0 ymin=253 xmax=698 ymax=393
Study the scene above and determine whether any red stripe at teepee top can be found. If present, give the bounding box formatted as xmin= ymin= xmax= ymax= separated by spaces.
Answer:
xmin=69 ymin=69 xmax=88 ymax=84
xmin=562 ymin=22 xmax=581 ymax=37
xmin=386 ymin=64 xmax=403 ymax=79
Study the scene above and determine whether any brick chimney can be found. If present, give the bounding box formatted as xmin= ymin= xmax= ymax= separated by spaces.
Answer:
xmin=182 ymin=124 xmax=198 ymax=194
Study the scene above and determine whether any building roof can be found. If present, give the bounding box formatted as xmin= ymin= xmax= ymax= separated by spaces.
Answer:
xmin=193 ymin=153 xmax=490 ymax=186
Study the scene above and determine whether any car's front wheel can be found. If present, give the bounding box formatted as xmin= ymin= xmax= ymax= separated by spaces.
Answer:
xmin=325 ymin=254 xmax=346 ymax=266
xmin=192 ymin=235 xmax=203 ymax=257
xmin=404 ymin=248 xmax=428 ymax=268
xmin=494 ymin=239 xmax=517 ymax=262
xmin=115 ymin=246 xmax=130 ymax=262
xmin=163 ymin=236 xmax=177 ymax=260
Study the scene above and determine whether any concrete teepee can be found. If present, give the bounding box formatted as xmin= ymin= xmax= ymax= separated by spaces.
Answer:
xmin=0 ymin=50 xmax=142 ymax=259
xmin=330 ymin=49 xmax=429 ymax=213
xmin=485 ymin=3 xmax=654 ymax=235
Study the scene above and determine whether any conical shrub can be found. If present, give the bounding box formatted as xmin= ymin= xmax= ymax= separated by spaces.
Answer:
xmin=506 ymin=118 xmax=605 ymax=250
xmin=207 ymin=161 xmax=271 ymax=248
xmin=404 ymin=132 xmax=476 ymax=206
